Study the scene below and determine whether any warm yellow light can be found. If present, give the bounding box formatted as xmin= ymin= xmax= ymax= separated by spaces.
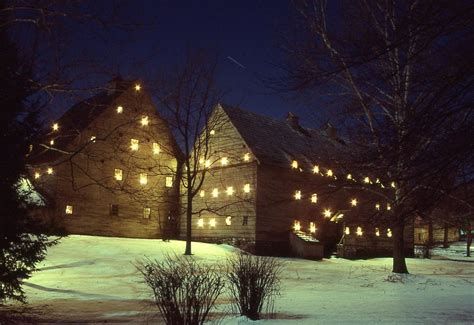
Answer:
xmin=350 ymin=198 xmax=358 ymax=207
xmin=375 ymin=203 xmax=380 ymax=210
xmin=49 ymin=139 xmax=55 ymax=146
xmin=345 ymin=227 xmax=350 ymax=235
xmin=34 ymin=172 xmax=41 ymax=179
xmin=116 ymin=106 xmax=123 ymax=113
xmin=364 ymin=176 xmax=370 ymax=184
xmin=139 ymin=173 xmax=148 ymax=185
xmin=225 ymin=216 xmax=232 ymax=226
xmin=243 ymin=183 xmax=250 ymax=193
xmin=226 ymin=186 xmax=234 ymax=196
xmin=130 ymin=138 xmax=139 ymax=151
xmin=165 ymin=176 xmax=173 ymax=188
xmin=205 ymin=159 xmax=211 ymax=168
xmin=210 ymin=129 xmax=215 ymax=135
xmin=356 ymin=226 xmax=363 ymax=236
xmin=323 ymin=209 xmax=332 ymax=218
xmin=326 ymin=169 xmax=333 ymax=177
xmin=52 ymin=123 xmax=59 ymax=131
xmin=375 ymin=227 xmax=380 ymax=237
xmin=199 ymin=158 xmax=204 ymax=165
xmin=46 ymin=167 xmax=53 ymax=175
xmin=313 ymin=165 xmax=320 ymax=174
xmin=375 ymin=178 xmax=380 ymax=183
xmin=221 ymin=157 xmax=228 ymax=166
xmin=200 ymin=190 xmax=205 ymax=197
xmin=347 ymin=174 xmax=352 ymax=180
xmin=309 ymin=222 xmax=317 ymax=233
xmin=212 ymin=188 xmax=219 ymax=198
xmin=243 ymin=153 xmax=250 ymax=161
xmin=292 ymin=160 xmax=298 ymax=169
xmin=209 ymin=218 xmax=216 ymax=227
xmin=294 ymin=190 xmax=301 ymax=200
xmin=153 ymin=142 xmax=160 ymax=155
xmin=197 ymin=218 xmax=204 ymax=228
xmin=391 ymin=181 xmax=396 ymax=188
xmin=387 ymin=228 xmax=392 ymax=238
xmin=114 ymin=168 xmax=123 ymax=181
xmin=90 ymin=135 xmax=96 ymax=142
xmin=65 ymin=205 xmax=73 ymax=215
xmin=134 ymin=84 xmax=141 ymax=91
xmin=311 ymin=193 xmax=318 ymax=203
xmin=387 ymin=203 xmax=391 ymax=211
xmin=141 ymin=115 xmax=149 ymax=126
xmin=293 ymin=220 xmax=301 ymax=232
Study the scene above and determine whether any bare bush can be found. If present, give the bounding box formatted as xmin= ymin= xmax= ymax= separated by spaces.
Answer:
xmin=136 ymin=255 xmax=225 ymax=325
xmin=226 ymin=253 xmax=283 ymax=320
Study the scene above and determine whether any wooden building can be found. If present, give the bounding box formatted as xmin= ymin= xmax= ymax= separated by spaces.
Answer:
xmin=28 ymin=79 xmax=181 ymax=238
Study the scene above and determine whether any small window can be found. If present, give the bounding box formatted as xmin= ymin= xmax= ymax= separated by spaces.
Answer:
xmin=152 ymin=142 xmax=160 ymax=155
xmin=130 ymin=138 xmax=139 ymax=151
xmin=225 ymin=216 xmax=232 ymax=226
xmin=221 ymin=157 xmax=228 ymax=166
xmin=90 ymin=135 xmax=96 ymax=142
xmin=110 ymin=204 xmax=119 ymax=216
xmin=199 ymin=190 xmax=205 ymax=197
xmin=141 ymin=115 xmax=149 ymax=126
xmin=114 ymin=168 xmax=123 ymax=181
xmin=212 ymin=188 xmax=219 ymax=198
xmin=243 ymin=183 xmax=250 ymax=193
xmin=242 ymin=216 xmax=248 ymax=226
xmin=165 ymin=176 xmax=173 ymax=188
xmin=143 ymin=207 xmax=151 ymax=219
xmin=139 ymin=173 xmax=148 ymax=185
xmin=65 ymin=205 xmax=73 ymax=215
xmin=226 ymin=186 xmax=234 ymax=196
xmin=209 ymin=218 xmax=216 ymax=227
xmin=197 ymin=218 xmax=204 ymax=228
xmin=116 ymin=106 xmax=123 ymax=114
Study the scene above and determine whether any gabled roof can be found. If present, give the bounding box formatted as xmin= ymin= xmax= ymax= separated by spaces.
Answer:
xmin=220 ymin=104 xmax=345 ymax=169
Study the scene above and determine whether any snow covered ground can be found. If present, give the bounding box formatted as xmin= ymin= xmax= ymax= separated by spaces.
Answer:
xmin=4 ymin=235 xmax=474 ymax=324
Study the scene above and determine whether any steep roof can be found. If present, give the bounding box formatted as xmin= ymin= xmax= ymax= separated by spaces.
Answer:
xmin=220 ymin=104 xmax=345 ymax=169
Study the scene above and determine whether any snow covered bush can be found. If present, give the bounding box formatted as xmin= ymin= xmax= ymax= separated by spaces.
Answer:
xmin=136 ymin=255 xmax=225 ymax=325
xmin=226 ymin=253 xmax=283 ymax=320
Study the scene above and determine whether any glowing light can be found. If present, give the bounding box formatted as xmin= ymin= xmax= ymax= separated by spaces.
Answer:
xmin=387 ymin=228 xmax=392 ymax=238
xmin=391 ymin=181 xmax=396 ymax=188
xmin=65 ymin=205 xmax=73 ymax=215
xmin=375 ymin=227 xmax=380 ymax=237
xmin=293 ymin=220 xmax=301 ymax=232
xmin=221 ymin=157 xmax=228 ymax=166
xmin=243 ymin=183 xmax=251 ymax=193
xmin=326 ymin=169 xmax=333 ymax=177
xmin=212 ymin=188 xmax=219 ymax=198
xmin=52 ymin=123 xmax=59 ymax=131
xmin=134 ymin=84 xmax=141 ymax=91
xmin=49 ymin=139 xmax=55 ymax=146
xmin=90 ymin=135 xmax=96 ymax=142
xmin=46 ymin=167 xmax=53 ymax=175
xmin=243 ymin=153 xmax=250 ymax=161
xmin=313 ymin=165 xmax=320 ymax=174
xmin=165 ymin=176 xmax=173 ymax=187
xmin=311 ymin=193 xmax=318 ymax=203
xmin=34 ymin=172 xmax=41 ymax=179
xmin=345 ymin=227 xmax=350 ymax=235
xmin=153 ymin=143 xmax=160 ymax=155
xmin=199 ymin=158 xmax=204 ymax=165
xmin=375 ymin=203 xmax=380 ymax=210
xmin=347 ymin=174 xmax=352 ymax=180
xmin=141 ymin=115 xmax=149 ymax=126
xmin=205 ymin=160 xmax=211 ymax=168
xmin=209 ymin=218 xmax=216 ymax=227
xmin=197 ymin=218 xmax=204 ymax=227
xmin=130 ymin=138 xmax=139 ymax=151
xmin=309 ymin=222 xmax=317 ymax=233
xmin=387 ymin=203 xmax=391 ymax=211
xmin=323 ymin=209 xmax=332 ymax=218
xmin=143 ymin=207 xmax=151 ymax=219
xmin=356 ymin=226 xmax=363 ymax=236
xmin=139 ymin=173 xmax=148 ymax=185
xmin=225 ymin=216 xmax=232 ymax=226
xmin=375 ymin=178 xmax=380 ymax=183
xmin=292 ymin=160 xmax=298 ymax=169
xmin=226 ymin=186 xmax=234 ymax=196
xmin=200 ymin=190 xmax=205 ymax=197
xmin=116 ymin=106 xmax=123 ymax=113
xmin=350 ymin=198 xmax=358 ymax=207
xmin=294 ymin=190 xmax=301 ymax=200
xmin=210 ymin=129 xmax=215 ymax=135
xmin=114 ymin=168 xmax=123 ymax=181
xmin=364 ymin=176 xmax=370 ymax=184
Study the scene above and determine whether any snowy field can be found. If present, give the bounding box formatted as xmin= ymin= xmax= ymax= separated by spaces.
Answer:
xmin=4 ymin=235 xmax=473 ymax=324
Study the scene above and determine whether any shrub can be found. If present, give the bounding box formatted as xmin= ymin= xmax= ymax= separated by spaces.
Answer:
xmin=137 ymin=255 xmax=225 ymax=325
xmin=226 ymin=253 xmax=283 ymax=320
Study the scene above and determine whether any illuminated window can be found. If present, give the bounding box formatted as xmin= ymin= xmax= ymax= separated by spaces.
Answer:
xmin=386 ymin=203 xmax=391 ymax=211
xmin=243 ymin=153 xmax=250 ymax=161
xmin=311 ymin=193 xmax=318 ymax=203
xmin=313 ymin=165 xmax=320 ymax=174
xmin=226 ymin=186 xmax=234 ymax=196
xmin=110 ymin=204 xmax=119 ymax=216
xmin=375 ymin=227 xmax=380 ymax=237
xmin=242 ymin=216 xmax=248 ymax=225
xmin=49 ymin=139 xmax=55 ymax=146
xmin=375 ymin=203 xmax=380 ymax=210
xmin=293 ymin=220 xmax=301 ymax=232
xmin=346 ymin=174 xmax=352 ymax=180
xmin=225 ymin=216 xmax=232 ymax=226
xmin=221 ymin=157 xmax=228 ymax=166
xmin=243 ymin=183 xmax=250 ymax=193
xmin=326 ymin=169 xmax=333 ymax=177
xmin=205 ymin=159 xmax=211 ymax=168
xmin=65 ymin=205 xmax=73 ymax=215
xmin=323 ymin=209 xmax=332 ymax=218
xmin=139 ymin=173 xmax=148 ymax=185
xmin=134 ymin=84 xmax=141 ymax=91
xmin=356 ymin=226 xmax=363 ymax=236
xmin=165 ymin=176 xmax=173 ymax=188
xmin=116 ymin=106 xmax=123 ymax=113
xmin=364 ymin=176 xmax=370 ymax=184
xmin=345 ymin=227 xmax=350 ymax=235
xmin=210 ymin=129 xmax=215 ymax=135
xmin=200 ymin=190 xmax=205 ymax=197
xmin=309 ymin=222 xmax=316 ymax=233
xmin=52 ymin=123 xmax=59 ymax=131
xmin=114 ymin=168 xmax=123 ymax=181
xmin=391 ymin=181 xmax=396 ymax=188
xmin=34 ymin=172 xmax=41 ymax=179
xmin=350 ymin=198 xmax=358 ymax=207
xmin=197 ymin=218 xmax=204 ymax=227
xmin=387 ymin=228 xmax=392 ymax=238
xmin=143 ymin=207 xmax=151 ymax=219
xmin=294 ymin=190 xmax=301 ymax=200
xmin=291 ymin=160 xmax=298 ymax=169
xmin=212 ymin=188 xmax=219 ymax=198
xmin=90 ymin=135 xmax=96 ymax=142
xmin=130 ymin=138 xmax=139 ymax=151
xmin=141 ymin=115 xmax=149 ymax=126
xmin=199 ymin=158 xmax=204 ymax=165
xmin=152 ymin=143 xmax=160 ymax=155
xmin=47 ymin=167 xmax=53 ymax=175
xmin=209 ymin=218 xmax=216 ymax=227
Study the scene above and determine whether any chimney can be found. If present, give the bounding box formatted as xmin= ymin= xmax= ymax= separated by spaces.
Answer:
xmin=286 ymin=112 xmax=300 ymax=130
xmin=324 ymin=122 xmax=338 ymax=139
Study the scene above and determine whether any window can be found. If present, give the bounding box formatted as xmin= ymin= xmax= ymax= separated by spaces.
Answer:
xmin=114 ymin=168 xmax=123 ymax=181
xmin=209 ymin=218 xmax=216 ymax=227
xmin=116 ymin=106 xmax=123 ymax=113
xmin=165 ymin=176 xmax=173 ymax=188
xmin=293 ymin=220 xmax=301 ymax=232
xmin=212 ymin=188 xmax=219 ymax=198
xmin=243 ymin=152 xmax=250 ymax=161
xmin=49 ymin=139 xmax=55 ymax=146
xmin=65 ymin=205 xmax=73 ymax=215
xmin=141 ymin=115 xmax=149 ymax=126
xmin=242 ymin=216 xmax=248 ymax=226
xmin=226 ymin=186 xmax=234 ymax=196
xmin=152 ymin=142 xmax=160 ymax=155
xmin=47 ymin=167 xmax=53 ymax=175
xmin=375 ymin=227 xmax=380 ymax=237
xmin=345 ymin=227 xmax=350 ymax=235
xmin=291 ymin=160 xmax=298 ymax=169
xmin=143 ymin=207 xmax=151 ymax=219
xmin=210 ymin=129 xmax=215 ymax=135
xmin=52 ymin=123 xmax=59 ymax=131
xmin=199 ymin=190 xmax=205 ymax=197
xmin=313 ymin=165 xmax=320 ymax=174
xmin=139 ymin=173 xmax=148 ymax=185
xmin=356 ymin=226 xmax=363 ymax=236
xmin=294 ymin=190 xmax=301 ymax=200
xmin=221 ymin=157 xmax=228 ymax=166
xmin=110 ymin=204 xmax=119 ymax=216
xmin=309 ymin=222 xmax=317 ymax=233
xmin=225 ymin=216 xmax=232 ymax=226
xmin=130 ymin=138 xmax=139 ymax=151
xmin=197 ymin=218 xmax=204 ymax=228
xmin=387 ymin=228 xmax=392 ymax=238
xmin=243 ymin=183 xmax=250 ymax=193
xmin=90 ymin=135 xmax=96 ymax=142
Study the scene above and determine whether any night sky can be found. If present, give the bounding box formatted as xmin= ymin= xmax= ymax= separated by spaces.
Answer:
xmin=48 ymin=0 xmax=319 ymax=124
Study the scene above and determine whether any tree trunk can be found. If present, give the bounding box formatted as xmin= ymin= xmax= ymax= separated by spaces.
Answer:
xmin=392 ymin=221 xmax=409 ymax=274
xmin=428 ymin=221 xmax=434 ymax=247
xmin=184 ymin=190 xmax=192 ymax=255
xmin=443 ymin=223 xmax=449 ymax=248
xmin=467 ymin=223 xmax=472 ymax=258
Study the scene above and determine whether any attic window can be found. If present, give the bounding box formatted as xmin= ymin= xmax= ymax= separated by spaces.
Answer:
xmin=52 ymin=123 xmax=59 ymax=131
xmin=141 ymin=115 xmax=149 ymax=126
xmin=165 ymin=176 xmax=173 ymax=188
xmin=152 ymin=143 xmax=160 ymax=155
xmin=114 ymin=168 xmax=123 ymax=181
xmin=291 ymin=160 xmax=298 ymax=169
xmin=116 ymin=106 xmax=123 ymax=114
xmin=139 ymin=173 xmax=148 ymax=185
xmin=143 ymin=207 xmax=151 ymax=219
xmin=65 ymin=205 xmax=73 ymax=215
xmin=130 ymin=138 xmax=139 ymax=151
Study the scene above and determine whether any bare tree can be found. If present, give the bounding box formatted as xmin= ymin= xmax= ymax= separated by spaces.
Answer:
xmin=278 ymin=0 xmax=474 ymax=273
